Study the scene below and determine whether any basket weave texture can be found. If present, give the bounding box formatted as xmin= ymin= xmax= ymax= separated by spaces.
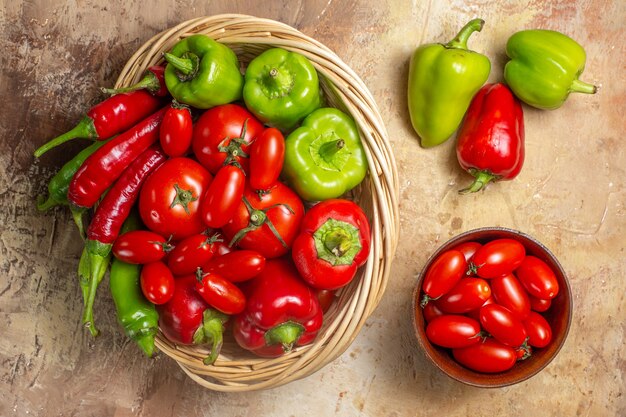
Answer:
xmin=114 ymin=14 xmax=399 ymax=391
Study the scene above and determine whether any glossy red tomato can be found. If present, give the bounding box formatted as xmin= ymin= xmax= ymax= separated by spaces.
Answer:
xmin=160 ymin=103 xmax=193 ymax=157
xmin=490 ymin=273 xmax=531 ymax=319
xmin=466 ymin=297 xmax=495 ymax=322
xmin=453 ymin=338 xmax=517 ymax=373
xmin=451 ymin=241 xmax=482 ymax=263
xmin=421 ymin=250 xmax=467 ymax=304
xmin=315 ymin=289 xmax=336 ymax=313
xmin=515 ymin=256 xmax=559 ymax=299
xmin=167 ymin=233 xmax=220 ymax=276
xmin=201 ymin=165 xmax=246 ymax=228
xmin=221 ymin=182 xmax=304 ymax=258
xmin=195 ymin=271 xmax=246 ymax=315
xmin=426 ymin=315 xmax=482 ymax=348
xmin=140 ymin=261 xmax=175 ymax=305
xmin=192 ymin=104 xmax=264 ymax=174
xmin=479 ymin=304 xmax=527 ymax=347
xmin=203 ymin=250 xmax=266 ymax=282
xmin=529 ymin=295 xmax=552 ymax=312
xmin=471 ymin=238 xmax=526 ymax=278
xmin=249 ymin=127 xmax=285 ymax=190
xmin=112 ymin=230 xmax=171 ymax=264
xmin=139 ymin=157 xmax=212 ymax=241
xmin=422 ymin=301 xmax=446 ymax=322
xmin=523 ymin=311 xmax=553 ymax=348
xmin=436 ymin=278 xmax=491 ymax=314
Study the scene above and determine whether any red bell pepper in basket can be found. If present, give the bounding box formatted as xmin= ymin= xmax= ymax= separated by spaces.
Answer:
xmin=456 ymin=83 xmax=525 ymax=194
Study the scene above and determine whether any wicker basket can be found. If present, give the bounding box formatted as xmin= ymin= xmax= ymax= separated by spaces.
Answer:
xmin=113 ymin=14 xmax=399 ymax=391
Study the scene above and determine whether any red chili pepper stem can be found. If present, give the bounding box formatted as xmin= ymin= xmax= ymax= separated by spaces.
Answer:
xmin=81 ymin=240 xmax=112 ymax=336
xmin=446 ymin=18 xmax=485 ymax=50
xmin=101 ymin=72 xmax=160 ymax=95
xmin=458 ymin=169 xmax=500 ymax=194
xmin=192 ymin=309 xmax=228 ymax=365
xmin=33 ymin=117 xmax=98 ymax=158
xmin=264 ymin=321 xmax=305 ymax=353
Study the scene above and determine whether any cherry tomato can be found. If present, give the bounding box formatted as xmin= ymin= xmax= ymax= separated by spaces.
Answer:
xmin=529 ymin=295 xmax=552 ymax=312
xmin=471 ymin=238 xmax=526 ymax=278
xmin=192 ymin=104 xmax=264 ymax=174
xmin=479 ymin=304 xmax=527 ymax=347
xmin=451 ymin=241 xmax=482 ymax=262
xmin=426 ymin=315 xmax=482 ymax=349
xmin=203 ymin=250 xmax=266 ymax=282
xmin=453 ymin=338 xmax=517 ymax=373
xmin=160 ymin=103 xmax=193 ymax=157
xmin=139 ymin=157 xmax=212 ymax=241
xmin=112 ymin=230 xmax=172 ymax=264
xmin=420 ymin=250 xmax=467 ymax=304
xmin=140 ymin=261 xmax=175 ymax=305
xmin=523 ymin=311 xmax=553 ymax=348
xmin=436 ymin=278 xmax=491 ymax=314
xmin=315 ymin=289 xmax=336 ymax=313
xmin=466 ymin=297 xmax=495 ymax=322
xmin=222 ymin=182 xmax=304 ymax=258
xmin=249 ymin=127 xmax=285 ymax=190
xmin=201 ymin=165 xmax=246 ymax=228
xmin=422 ymin=301 xmax=445 ymax=322
xmin=490 ymin=273 xmax=530 ymax=320
xmin=195 ymin=271 xmax=246 ymax=315
xmin=515 ymin=256 xmax=559 ymax=299
xmin=516 ymin=345 xmax=532 ymax=361
xmin=167 ymin=233 xmax=220 ymax=276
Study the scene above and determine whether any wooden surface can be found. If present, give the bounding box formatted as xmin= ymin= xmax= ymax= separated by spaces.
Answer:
xmin=1 ymin=0 xmax=624 ymax=416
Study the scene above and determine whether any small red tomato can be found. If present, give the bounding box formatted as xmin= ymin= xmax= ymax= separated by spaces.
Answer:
xmin=167 ymin=233 xmax=220 ymax=276
xmin=466 ymin=297 xmax=495 ymax=322
xmin=479 ymin=304 xmax=527 ymax=347
xmin=451 ymin=241 xmax=482 ymax=262
xmin=436 ymin=278 xmax=491 ymax=314
xmin=249 ymin=127 xmax=285 ymax=190
xmin=471 ymin=238 xmax=526 ymax=278
xmin=515 ymin=256 xmax=559 ymax=299
xmin=523 ymin=311 xmax=553 ymax=348
xmin=529 ymin=295 xmax=552 ymax=312
xmin=452 ymin=338 xmax=517 ymax=373
xmin=201 ymin=165 xmax=246 ymax=228
xmin=422 ymin=301 xmax=446 ymax=322
xmin=195 ymin=271 xmax=246 ymax=315
xmin=490 ymin=273 xmax=531 ymax=319
xmin=315 ymin=289 xmax=336 ymax=313
xmin=425 ymin=315 xmax=482 ymax=348
xmin=160 ymin=102 xmax=193 ymax=157
xmin=421 ymin=250 xmax=467 ymax=305
xmin=140 ymin=261 xmax=175 ymax=305
xmin=112 ymin=230 xmax=172 ymax=264
xmin=516 ymin=345 xmax=532 ymax=361
xmin=203 ymin=250 xmax=266 ymax=282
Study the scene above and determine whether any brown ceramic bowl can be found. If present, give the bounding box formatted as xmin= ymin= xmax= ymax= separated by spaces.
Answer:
xmin=412 ymin=227 xmax=572 ymax=388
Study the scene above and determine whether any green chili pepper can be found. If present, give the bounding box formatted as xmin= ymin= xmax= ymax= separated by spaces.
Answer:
xmin=282 ymin=107 xmax=368 ymax=202
xmin=407 ymin=18 xmax=491 ymax=148
xmin=504 ymin=29 xmax=597 ymax=110
xmin=243 ymin=48 xmax=322 ymax=131
xmin=163 ymin=34 xmax=243 ymax=109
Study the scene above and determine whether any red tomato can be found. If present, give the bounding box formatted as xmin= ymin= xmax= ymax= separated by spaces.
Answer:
xmin=451 ymin=241 xmax=482 ymax=262
xmin=436 ymin=278 xmax=491 ymax=314
xmin=426 ymin=315 xmax=482 ymax=348
xmin=529 ymin=295 xmax=552 ymax=312
xmin=523 ymin=311 xmax=553 ymax=348
xmin=112 ymin=230 xmax=171 ymax=264
xmin=195 ymin=271 xmax=246 ymax=315
xmin=222 ymin=182 xmax=304 ymax=258
xmin=140 ymin=261 xmax=175 ymax=305
xmin=422 ymin=301 xmax=445 ymax=322
xmin=516 ymin=345 xmax=532 ymax=361
xmin=192 ymin=104 xmax=264 ymax=174
xmin=479 ymin=304 xmax=527 ymax=347
xmin=160 ymin=103 xmax=193 ymax=157
xmin=466 ymin=297 xmax=495 ymax=322
xmin=249 ymin=127 xmax=285 ymax=190
xmin=315 ymin=289 xmax=336 ymax=313
xmin=139 ymin=157 xmax=212 ymax=241
xmin=201 ymin=165 xmax=246 ymax=228
xmin=203 ymin=250 xmax=266 ymax=282
xmin=453 ymin=338 xmax=517 ymax=373
xmin=471 ymin=238 xmax=526 ymax=278
xmin=421 ymin=250 xmax=467 ymax=303
xmin=167 ymin=233 xmax=220 ymax=276
xmin=490 ymin=273 xmax=531 ymax=319
xmin=515 ymin=256 xmax=559 ymax=299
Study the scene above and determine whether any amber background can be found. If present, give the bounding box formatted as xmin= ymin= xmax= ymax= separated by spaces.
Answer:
xmin=1 ymin=1 xmax=624 ymax=416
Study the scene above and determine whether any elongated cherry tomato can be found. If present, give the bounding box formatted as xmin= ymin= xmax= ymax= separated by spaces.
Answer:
xmin=422 ymin=301 xmax=446 ymax=322
xmin=529 ymin=295 xmax=552 ymax=312
xmin=421 ymin=250 xmax=467 ymax=305
xmin=523 ymin=311 xmax=552 ymax=348
xmin=249 ymin=127 xmax=285 ymax=190
xmin=466 ymin=297 xmax=495 ymax=321
xmin=203 ymin=250 xmax=266 ymax=282
xmin=140 ymin=261 xmax=175 ymax=304
xmin=516 ymin=345 xmax=532 ymax=361
xmin=201 ymin=165 xmax=246 ymax=228
xmin=490 ymin=273 xmax=530 ymax=319
xmin=436 ymin=278 xmax=491 ymax=314
xmin=451 ymin=241 xmax=482 ymax=262
xmin=315 ymin=289 xmax=336 ymax=313
xmin=515 ymin=256 xmax=559 ymax=299
xmin=479 ymin=304 xmax=527 ymax=347
xmin=471 ymin=238 xmax=526 ymax=278
xmin=426 ymin=315 xmax=482 ymax=348
xmin=195 ymin=271 xmax=246 ymax=315
xmin=160 ymin=102 xmax=193 ymax=157
xmin=112 ymin=230 xmax=172 ymax=264
xmin=167 ymin=233 xmax=220 ymax=276
xmin=453 ymin=338 xmax=517 ymax=373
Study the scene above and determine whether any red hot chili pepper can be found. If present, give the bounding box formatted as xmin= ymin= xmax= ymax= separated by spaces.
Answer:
xmin=101 ymin=66 xmax=168 ymax=97
xmin=456 ymin=83 xmax=525 ymax=194
xmin=232 ymin=258 xmax=323 ymax=358
xmin=34 ymin=90 xmax=163 ymax=157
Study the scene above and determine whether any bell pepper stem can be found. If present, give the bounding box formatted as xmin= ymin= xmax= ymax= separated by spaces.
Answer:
xmin=101 ymin=72 xmax=159 ymax=95
xmin=164 ymin=52 xmax=199 ymax=80
xmin=319 ymin=139 xmax=345 ymax=162
xmin=33 ymin=116 xmax=98 ymax=158
xmin=264 ymin=321 xmax=305 ymax=353
xmin=324 ymin=228 xmax=353 ymax=257
xmin=459 ymin=170 xmax=498 ymax=194
xmin=570 ymin=79 xmax=597 ymax=95
xmin=446 ymin=18 xmax=485 ymax=50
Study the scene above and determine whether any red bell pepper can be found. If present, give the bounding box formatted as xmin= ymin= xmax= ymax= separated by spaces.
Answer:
xmin=291 ymin=199 xmax=371 ymax=290
xmin=232 ymin=258 xmax=323 ymax=357
xmin=456 ymin=83 xmax=525 ymax=194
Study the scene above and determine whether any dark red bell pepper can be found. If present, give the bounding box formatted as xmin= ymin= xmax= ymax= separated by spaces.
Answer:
xmin=101 ymin=66 xmax=168 ymax=97
xmin=291 ymin=199 xmax=371 ymax=290
xmin=456 ymin=83 xmax=525 ymax=194
xmin=232 ymin=258 xmax=323 ymax=357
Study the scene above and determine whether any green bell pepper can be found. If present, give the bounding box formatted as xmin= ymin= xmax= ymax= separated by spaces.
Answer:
xmin=164 ymin=34 xmax=243 ymax=109
xmin=407 ymin=18 xmax=491 ymax=148
xmin=282 ymin=108 xmax=367 ymax=202
xmin=243 ymin=48 xmax=322 ymax=131
xmin=504 ymin=29 xmax=597 ymax=110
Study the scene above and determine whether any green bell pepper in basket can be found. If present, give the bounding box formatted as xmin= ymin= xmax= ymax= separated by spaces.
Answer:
xmin=282 ymin=108 xmax=367 ymax=202
xmin=164 ymin=34 xmax=244 ymax=109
